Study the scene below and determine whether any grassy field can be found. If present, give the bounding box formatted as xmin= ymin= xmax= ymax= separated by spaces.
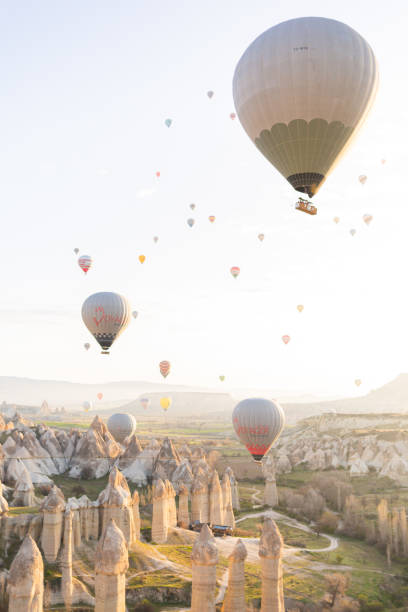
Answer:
xmin=51 ymin=473 xmax=110 ymax=500
xmin=235 ymin=515 xmax=329 ymax=549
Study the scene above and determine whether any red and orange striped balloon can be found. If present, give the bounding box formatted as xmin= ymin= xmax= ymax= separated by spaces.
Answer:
xmin=159 ymin=360 xmax=171 ymax=378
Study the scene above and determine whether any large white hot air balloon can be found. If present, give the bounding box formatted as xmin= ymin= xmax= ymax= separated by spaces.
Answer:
xmin=107 ymin=413 xmax=136 ymax=443
xmin=232 ymin=398 xmax=285 ymax=462
xmin=81 ymin=292 xmax=131 ymax=354
xmin=233 ymin=17 xmax=378 ymax=198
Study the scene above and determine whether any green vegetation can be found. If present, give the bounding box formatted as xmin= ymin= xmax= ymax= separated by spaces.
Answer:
xmin=236 ymin=515 xmax=329 ymax=549
xmin=8 ymin=506 xmax=39 ymax=515
xmin=51 ymin=473 xmax=109 ymax=500
xmin=155 ymin=545 xmax=192 ymax=569
xmin=40 ymin=421 xmax=89 ymax=430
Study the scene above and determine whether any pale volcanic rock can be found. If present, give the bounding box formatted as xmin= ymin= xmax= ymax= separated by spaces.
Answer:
xmin=151 ymin=478 xmax=169 ymax=544
xmin=165 ymin=480 xmax=178 ymax=528
xmin=178 ymin=484 xmax=190 ymax=528
xmin=0 ymin=481 xmax=9 ymax=514
xmin=8 ymin=534 xmax=44 ymax=612
xmin=263 ymin=456 xmax=278 ymax=507
xmin=153 ymin=437 xmax=181 ymax=482
xmin=11 ymin=462 xmax=36 ymax=506
xmin=191 ymin=524 xmax=218 ymax=612
xmin=40 ymin=487 xmax=65 ymax=562
xmin=66 ymin=498 xmax=82 ymax=549
xmin=192 ymin=458 xmax=212 ymax=485
xmin=275 ymin=454 xmax=292 ymax=474
xmin=68 ymin=416 xmax=121 ymax=479
xmin=178 ymin=443 xmax=192 ymax=460
xmin=259 ymin=518 xmax=284 ymax=612
xmin=97 ymin=467 xmax=137 ymax=545
xmin=349 ymin=455 xmax=369 ymax=475
xmin=191 ymin=476 xmax=209 ymax=523
xmin=122 ymin=438 xmax=160 ymax=485
xmin=380 ymin=455 xmax=408 ymax=482
xmin=39 ymin=428 xmax=68 ymax=473
xmin=209 ymin=470 xmax=224 ymax=526
xmin=222 ymin=539 xmax=247 ymax=612
xmin=221 ymin=472 xmax=235 ymax=528
xmin=55 ymin=430 xmax=76 ymax=463
xmin=95 ymin=519 xmax=129 ymax=612
xmin=4 ymin=433 xmax=55 ymax=484
xmin=224 ymin=467 xmax=240 ymax=511
xmin=171 ymin=458 xmax=194 ymax=493
xmin=131 ymin=490 xmax=141 ymax=540
xmin=117 ymin=434 xmax=142 ymax=470
xmin=61 ymin=510 xmax=73 ymax=609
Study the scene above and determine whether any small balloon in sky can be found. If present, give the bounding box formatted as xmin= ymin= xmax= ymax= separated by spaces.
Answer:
xmin=187 ymin=218 xmax=195 ymax=228
xmin=297 ymin=305 xmax=304 ymax=313
xmin=140 ymin=397 xmax=150 ymax=409
xmin=74 ymin=248 xmax=79 ymax=255
xmin=153 ymin=236 xmax=159 ymax=243
xmin=230 ymin=266 xmax=240 ymax=278
xmin=363 ymin=214 xmax=373 ymax=226
xmin=159 ymin=360 xmax=171 ymax=378
xmin=359 ymin=174 xmax=367 ymax=185
xmin=83 ymin=400 xmax=92 ymax=412
xmin=156 ymin=171 xmax=160 ymax=178
xmin=207 ymin=90 xmax=214 ymax=99
xmin=132 ymin=311 xmax=138 ymax=319
xmin=258 ymin=233 xmax=264 ymax=242
xmin=160 ymin=397 xmax=171 ymax=411
xmin=190 ymin=203 xmax=196 ymax=211
xmin=230 ymin=112 xmax=236 ymax=120
xmin=209 ymin=215 xmax=215 ymax=223
xmin=282 ymin=335 xmax=291 ymax=345
xmin=84 ymin=343 xmax=90 ymax=351
xmin=381 ymin=159 xmax=386 ymax=164
xmin=164 ymin=118 xmax=172 ymax=128
xmin=97 ymin=392 xmax=103 ymax=400
xmin=350 ymin=229 xmax=356 ymax=236
xmin=139 ymin=255 xmax=146 ymax=264
xmin=355 ymin=379 xmax=362 ymax=387
xmin=219 ymin=375 xmax=225 ymax=381
xmin=78 ymin=255 xmax=92 ymax=274
xmin=333 ymin=217 xmax=340 ymax=224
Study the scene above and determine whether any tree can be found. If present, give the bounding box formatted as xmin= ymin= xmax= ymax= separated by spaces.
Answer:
xmin=324 ymin=573 xmax=349 ymax=608
xmin=318 ymin=510 xmax=339 ymax=534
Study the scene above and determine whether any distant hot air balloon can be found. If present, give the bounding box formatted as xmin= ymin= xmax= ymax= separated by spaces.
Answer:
xmin=160 ymin=397 xmax=171 ymax=411
xmin=156 ymin=171 xmax=160 ymax=178
xmin=159 ymin=360 xmax=171 ymax=378
xmin=363 ymin=214 xmax=373 ymax=226
xmin=381 ymin=159 xmax=386 ymax=165
xmin=209 ymin=216 xmax=215 ymax=223
xmin=153 ymin=236 xmax=159 ymax=243
xmin=207 ymin=90 xmax=214 ymax=99
xmin=74 ymin=248 xmax=79 ymax=255
xmin=82 ymin=292 xmax=131 ymax=354
xmin=83 ymin=400 xmax=92 ymax=412
xmin=232 ymin=398 xmax=285 ymax=462
xmin=165 ymin=118 xmax=172 ymax=128
xmin=359 ymin=175 xmax=367 ymax=185
xmin=132 ymin=311 xmax=138 ymax=319
xmin=233 ymin=17 xmax=378 ymax=198
xmin=350 ymin=229 xmax=356 ymax=236
xmin=355 ymin=379 xmax=362 ymax=387
xmin=219 ymin=375 xmax=225 ymax=382
xmin=78 ymin=255 xmax=92 ymax=274
xmin=230 ymin=266 xmax=240 ymax=279
xmin=140 ymin=397 xmax=150 ymax=410
xmin=282 ymin=335 xmax=291 ymax=345
xmin=187 ymin=218 xmax=195 ymax=228
xmin=97 ymin=393 xmax=103 ymax=400
xmin=258 ymin=233 xmax=265 ymax=242
xmin=297 ymin=305 xmax=304 ymax=313
xmin=230 ymin=112 xmax=236 ymax=120
xmin=190 ymin=204 xmax=196 ymax=210
xmin=139 ymin=255 xmax=146 ymax=264
xmin=84 ymin=343 xmax=91 ymax=351
xmin=107 ymin=413 xmax=136 ymax=443
xmin=333 ymin=217 xmax=340 ymax=224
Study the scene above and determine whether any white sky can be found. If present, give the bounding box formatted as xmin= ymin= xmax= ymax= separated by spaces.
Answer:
xmin=0 ymin=0 xmax=407 ymax=396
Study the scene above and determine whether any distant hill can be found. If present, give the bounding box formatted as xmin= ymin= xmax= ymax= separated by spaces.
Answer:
xmin=118 ymin=392 xmax=236 ymax=417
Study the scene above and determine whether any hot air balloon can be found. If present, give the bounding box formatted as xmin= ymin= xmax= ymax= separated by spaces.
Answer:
xmin=107 ymin=413 xmax=136 ymax=443
xmin=84 ymin=343 xmax=90 ymax=351
xmin=97 ymin=393 xmax=103 ymax=400
xmin=209 ymin=215 xmax=215 ymax=223
xmin=230 ymin=266 xmax=240 ymax=279
xmin=282 ymin=335 xmax=290 ymax=345
xmin=160 ymin=397 xmax=171 ymax=411
xmin=219 ymin=375 xmax=225 ymax=382
xmin=187 ymin=218 xmax=195 ymax=228
xmin=350 ymin=229 xmax=356 ymax=236
xmin=78 ymin=255 xmax=92 ymax=274
xmin=258 ymin=233 xmax=265 ymax=242
xmin=233 ymin=17 xmax=378 ymax=199
xmin=230 ymin=112 xmax=236 ymax=120
xmin=153 ymin=236 xmax=159 ymax=243
xmin=381 ymin=159 xmax=386 ymax=165
xmin=132 ymin=311 xmax=138 ymax=319
xmin=159 ymin=360 xmax=171 ymax=378
xmin=82 ymin=292 xmax=131 ymax=354
xmin=232 ymin=398 xmax=285 ymax=462
xmin=74 ymin=248 xmax=79 ymax=255
xmin=83 ymin=400 xmax=92 ymax=412
xmin=190 ymin=204 xmax=196 ymax=211
xmin=355 ymin=379 xmax=362 ymax=387
xmin=207 ymin=90 xmax=214 ymax=99
xmin=156 ymin=171 xmax=160 ymax=178
xmin=359 ymin=175 xmax=367 ymax=185
xmin=363 ymin=214 xmax=373 ymax=226
xmin=140 ymin=397 xmax=150 ymax=410
xmin=139 ymin=255 xmax=146 ymax=264
xmin=297 ymin=305 xmax=304 ymax=313
xmin=164 ymin=118 xmax=172 ymax=128
xmin=333 ymin=217 xmax=340 ymax=224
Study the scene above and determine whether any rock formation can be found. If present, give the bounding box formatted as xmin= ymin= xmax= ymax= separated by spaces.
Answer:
xmin=68 ymin=416 xmax=121 ymax=479
xmin=122 ymin=438 xmax=161 ymax=485
xmin=191 ymin=472 xmax=209 ymax=523
xmin=153 ymin=437 xmax=181 ymax=481
xmin=151 ymin=478 xmax=169 ymax=543
xmin=0 ymin=480 xmax=9 ymax=514
xmin=8 ymin=534 xmax=44 ymax=612
xmin=165 ymin=479 xmax=177 ymax=527
xmin=221 ymin=472 xmax=235 ymax=528
xmin=40 ymin=486 xmax=65 ymax=562
xmin=222 ymin=539 xmax=247 ymax=612
xmin=259 ymin=518 xmax=284 ymax=612
xmin=263 ymin=455 xmax=278 ymax=507
xmin=191 ymin=523 xmax=218 ymax=612
xmin=11 ymin=462 xmax=36 ymax=506
xmin=118 ymin=434 xmax=142 ymax=470
xmin=209 ymin=470 xmax=223 ymax=525
xmin=172 ymin=458 xmax=194 ymax=493
xmin=178 ymin=484 xmax=190 ymax=528
xmin=61 ymin=510 xmax=73 ymax=610
xmin=97 ymin=467 xmax=137 ymax=545
xmin=95 ymin=519 xmax=129 ymax=612
xmin=131 ymin=490 xmax=141 ymax=540
xmin=224 ymin=467 xmax=240 ymax=510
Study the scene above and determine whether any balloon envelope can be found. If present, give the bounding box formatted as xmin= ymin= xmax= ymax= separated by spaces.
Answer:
xmin=359 ymin=175 xmax=367 ymax=185
xmin=333 ymin=217 xmax=340 ymax=224
xmin=83 ymin=400 xmax=92 ymax=412
xmin=139 ymin=255 xmax=146 ymax=264
xmin=132 ymin=311 xmax=138 ymax=319
xmin=350 ymin=229 xmax=356 ymax=236
xmin=363 ymin=214 xmax=373 ymax=226
xmin=140 ymin=397 xmax=150 ymax=410
xmin=153 ymin=236 xmax=159 ymax=243
xmin=219 ymin=375 xmax=225 ymax=381
xmin=107 ymin=413 xmax=136 ymax=443
xmin=282 ymin=335 xmax=291 ymax=344
xmin=156 ymin=171 xmax=160 ymax=178
xmin=190 ymin=204 xmax=196 ymax=210
xmin=230 ymin=266 xmax=240 ymax=278
xmin=207 ymin=90 xmax=214 ymax=98
xmin=355 ymin=379 xmax=362 ymax=387
xmin=297 ymin=305 xmax=304 ymax=313
xmin=82 ymin=292 xmax=131 ymax=354
xmin=209 ymin=216 xmax=215 ymax=223
xmin=159 ymin=360 xmax=171 ymax=378
xmin=78 ymin=255 xmax=92 ymax=274
xmin=258 ymin=233 xmax=265 ymax=241
xmin=233 ymin=17 xmax=378 ymax=198
xmin=230 ymin=112 xmax=236 ymax=120
xmin=74 ymin=248 xmax=79 ymax=255
xmin=97 ymin=393 xmax=103 ymax=400
xmin=160 ymin=397 xmax=171 ymax=411
xmin=84 ymin=343 xmax=91 ymax=351
xmin=187 ymin=218 xmax=195 ymax=228
xmin=165 ymin=118 xmax=172 ymax=128
xmin=232 ymin=398 xmax=285 ymax=461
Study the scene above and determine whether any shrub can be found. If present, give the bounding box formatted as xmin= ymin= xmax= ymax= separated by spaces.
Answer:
xmin=134 ymin=601 xmax=154 ymax=612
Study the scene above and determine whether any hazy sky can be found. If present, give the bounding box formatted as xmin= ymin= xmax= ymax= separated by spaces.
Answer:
xmin=0 ymin=0 xmax=407 ymax=396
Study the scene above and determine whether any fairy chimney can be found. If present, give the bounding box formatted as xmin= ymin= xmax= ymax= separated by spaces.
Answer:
xmin=178 ymin=484 xmax=190 ymax=528
xmin=224 ymin=467 xmax=240 ymax=510
xmin=191 ymin=524 xmax=218 ymax=612
xmin=222 ymin=539 xmax=247 ymax=612
xmin=263 ymin=455 xmax=278 ymax=507
xmin=151 ymin=478 xmax=169 ymax=543
xmin=131 ymin=490 xmax=141 ymax=540
xmin=97 ymin=467 xmax=137 ymax=545
xmin=0 ymin=480 xmax=9 ymax=514
xmin=221 ymin=472 xmax=235 ymax=529
xmin=12 ymin=463 xmax=35 ymax=507
xmin=8 ymin=535 xmax=44 ymax=612
xmin=191 ymin=477 xmax=209 ymax=523
xmin=259 ymin=518 xmax=284 ymax=612
xmin=209 ymin=471 xmax=224 ymax=525
xmin=165 ymin=479 xmax=178 ymax=527
xmin=95 ymin=519 xmax=129 ymax=612
xmin=40 ymin=486 xmax=65 ymax=562
xmin=61 ymin=510 xmax=73 ymax=610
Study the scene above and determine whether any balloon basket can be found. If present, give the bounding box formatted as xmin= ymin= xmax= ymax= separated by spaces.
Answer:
xmin=101 ymin=351 xmax=110 ymax=355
